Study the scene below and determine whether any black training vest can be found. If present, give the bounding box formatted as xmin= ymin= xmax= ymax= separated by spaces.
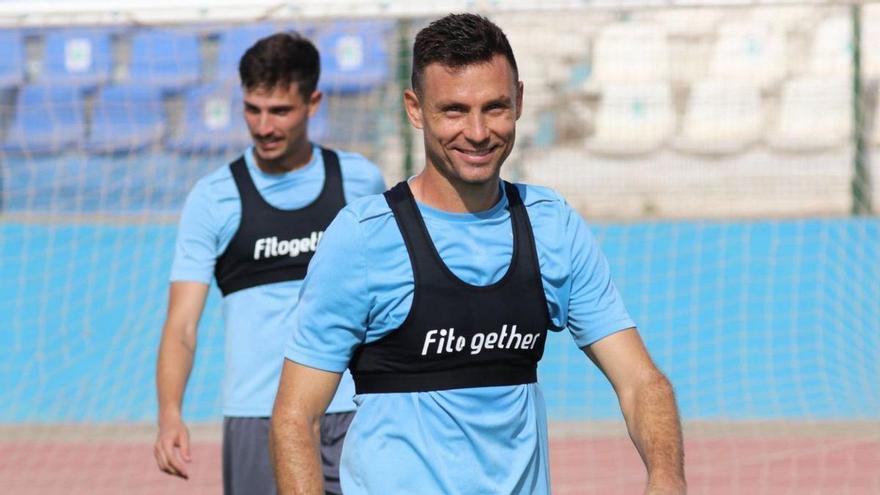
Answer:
xmin=214 ymin=148 xmax=345 ymax=296
xmin=350 ymin=181 xmax=551 ymax=394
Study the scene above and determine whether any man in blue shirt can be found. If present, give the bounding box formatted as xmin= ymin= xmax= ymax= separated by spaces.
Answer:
xmin=271 ymin=14 xmax=685 ymax=495
xmin=153 ymin=32 xmax=386 ymax=495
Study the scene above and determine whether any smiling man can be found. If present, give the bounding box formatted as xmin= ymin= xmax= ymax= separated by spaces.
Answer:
xmin=153 ymin=32 xmax=385 ymax=495
xmin=271 ymin=14 xmax=685 ymax=495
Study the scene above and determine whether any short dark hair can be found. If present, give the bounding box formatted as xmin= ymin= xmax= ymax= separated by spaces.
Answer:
xmin=411 ymin=13 xmax=518 ymax=95
xmin=239 ymin=32 xmax=320 ymax=98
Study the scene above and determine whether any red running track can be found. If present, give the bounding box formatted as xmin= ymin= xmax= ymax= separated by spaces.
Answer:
xmin=1 ymin=436 xmax=878 ymax=494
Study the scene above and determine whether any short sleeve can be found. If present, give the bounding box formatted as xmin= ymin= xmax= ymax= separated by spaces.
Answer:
xmin=169 ymin=181 xmax=222 ymax=284
xmin=284 ymin=208 xmax=371 ymax=372
xmin=565 ymin=204 xmax=635 ymax=347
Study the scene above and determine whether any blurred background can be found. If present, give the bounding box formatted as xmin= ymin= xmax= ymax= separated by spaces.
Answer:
xmin=0 ymin=0 xmax=877 ymax=493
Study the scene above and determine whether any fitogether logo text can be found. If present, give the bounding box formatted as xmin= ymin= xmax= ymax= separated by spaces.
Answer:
xmin=421 ymin=324 xmax=541 ymax=356
xmin=253 ymin=232 xmax=323 ymax=260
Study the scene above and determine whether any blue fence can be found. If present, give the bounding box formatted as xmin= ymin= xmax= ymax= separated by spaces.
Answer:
xmin=1 ymin=218 xmax=878 ymax=422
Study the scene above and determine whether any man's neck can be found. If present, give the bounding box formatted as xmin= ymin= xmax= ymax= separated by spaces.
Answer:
xmin=253 ymin=143 xmax=313 ymax=175
xmin=410 ymin=168 xmax=500 ymax=213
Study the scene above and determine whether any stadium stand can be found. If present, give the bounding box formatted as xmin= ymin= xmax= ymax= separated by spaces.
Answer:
xmin=0 ymin=30 xmax=25 ymax=88
xmin=86 ymin=84 xmax=165 ymax=153
xmin=2 ymin=84 xmax=86 ymax=154
xmin=587 ymin=82 xmax=675 ymax=155
xmin=126 ymin=29 xmax=201 ymax=91
xmin=40 ymin=28 xmax=113 ymax=89
xmin=767 ymin=76 xmax=852 ymax=151
xmin=675 ymin=79 xmax=763 ymax=155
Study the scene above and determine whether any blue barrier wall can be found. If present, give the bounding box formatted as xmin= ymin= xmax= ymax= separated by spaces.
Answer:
xmin=1 ymin=219 xmax=878 ymax=422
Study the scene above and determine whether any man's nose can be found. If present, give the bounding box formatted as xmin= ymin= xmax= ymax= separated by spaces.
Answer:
xmin=463 ymin=113 xmax=490 ymax=144
xmin=256 ymin=114 xmax=273 ymax=136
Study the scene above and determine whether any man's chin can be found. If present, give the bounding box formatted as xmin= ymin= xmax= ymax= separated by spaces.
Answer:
xmin=254 ymin=149 xmax=282 ymax=162
xmin=457 ymin=170 xmax=502 ymax=187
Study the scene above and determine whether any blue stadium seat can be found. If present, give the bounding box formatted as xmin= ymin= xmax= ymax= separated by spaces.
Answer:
xmin=215 ymin=23 xmax=278 ymax=81
xmin=168 ymin=82 xmax=249 ymax=153
xmin=127 ymin=29 xmax=201 ymax=91
xmin=2 ymin=84 xmax=86 ymax=154
xmin=168 ymin=81 xmax=329 ymax=153
xmin=0 ymin=30 xmax=25 ymax=88
xmin=41 ymin=28 xmax=113 ymax=88
xmin=86 ymin=84 xmax=165 ymax=153
xmin=214 ymin=23 xmax=318 ymax=83
xmin=316 ymin=21 xmax=392 ymax=94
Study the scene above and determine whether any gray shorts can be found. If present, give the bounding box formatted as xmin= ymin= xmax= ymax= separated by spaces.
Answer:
xmin=222 ymin=412 xmax=354 ymax=495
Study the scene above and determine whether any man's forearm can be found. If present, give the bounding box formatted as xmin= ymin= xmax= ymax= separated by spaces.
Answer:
xmin=270 ymin=411 xmax=324 ymax=494
xmin=621 ymin=371 xmax=686 ymax=492
xmin=156 ymin=330 xmax=195 ymax=421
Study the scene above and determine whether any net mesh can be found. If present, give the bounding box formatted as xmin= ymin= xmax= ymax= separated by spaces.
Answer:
xmin=1 ymin=2 xmax=878 ymax=493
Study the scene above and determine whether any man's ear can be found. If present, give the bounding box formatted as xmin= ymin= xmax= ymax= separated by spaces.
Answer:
xmin=307 ymin=90 xmax=323 ymax=117
xmin=403 ymin=89 xmax=424 ymax=130
xmin=515 ymin=80 xmax=524 ymax=120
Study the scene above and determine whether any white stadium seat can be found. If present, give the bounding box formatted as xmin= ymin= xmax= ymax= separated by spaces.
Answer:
xmin=674 ymin=79 xmax=763 ymax=155
xmin=767 ymin=76 xmax=852 ymax=151
xmin=863 ymin=5 xmax=880 ymax=79
xmin=809 ymin=16 xmax=853 ymax=77
xmin=585 ymin=22 xmax=669 ymax=90
xmin=587 ymin=82 xmax=674 ymax=155
xmin=708 ymin=20 xmax=787 ymax=90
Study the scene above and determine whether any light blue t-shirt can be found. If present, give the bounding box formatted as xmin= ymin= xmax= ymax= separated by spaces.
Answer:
xmin=171 ymin=144 xmax=386 ymax=416
xmin=285 ymin=180 xmax=635 ymax=494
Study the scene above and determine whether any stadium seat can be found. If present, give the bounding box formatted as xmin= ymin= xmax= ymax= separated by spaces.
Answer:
xmin=674 ymin=79 xmax=763 ymax=155
xmin=767 ymin=76 xmax=852 ymax=151
xmin=215 ymin=23 xmax=282 ymax=81
xmin=2 ymin=84 xmax=86 ymax=154
xmin=86 ymin=84 xmax=165 ymax=153
xmin=808 ymin=16 xmax=853 ymax=77
xmin=0 ymin=30 xmax=25 ymax=88
xmin=40 ymin=28 xmax=113 ymax=88
xmin=216 ymin=23 xmax=314 ymax=81
xmin=126 ymin=29 xmax=201 ymax=91
xmin=315 ymin=20 xmax=392 ymax=94
xmin=168 ymin=81 xmax=329 ymax=153
xmin=861 ymin=5 xmax=880 ymax=79
xmin=586 ymin=83 xmax=674 ymax=155
xmin=708 ymin=20 xmax=787 ymax=90
xmin=584 ymin=22 xmax=669 ymax=91
xmin=168 ymin=82 xmax=248 ymax=153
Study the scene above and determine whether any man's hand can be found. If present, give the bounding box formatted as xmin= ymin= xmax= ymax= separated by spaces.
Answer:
xmin=154 ymin=415 xmax=192 ymax=479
